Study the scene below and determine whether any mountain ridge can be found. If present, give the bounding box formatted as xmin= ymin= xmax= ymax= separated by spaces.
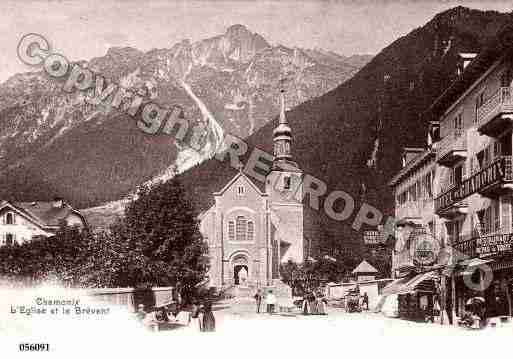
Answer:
xmin=0 ymin=24 xmax=368 ymax=208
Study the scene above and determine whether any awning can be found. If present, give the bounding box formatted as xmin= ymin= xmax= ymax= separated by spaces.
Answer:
xmin=447 ymin=258 xmax=494 ymax=276
xmin=381 ymin=271 xmax=438 ymax=296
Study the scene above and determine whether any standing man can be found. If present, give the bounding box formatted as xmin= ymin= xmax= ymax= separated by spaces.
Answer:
xmin=362 ymin=292 xmax=369 ymax=311
xmin=266 ymin=290 xmax=277 ymax=314
xmin=254 ymin=289 xmax=263 ymax=313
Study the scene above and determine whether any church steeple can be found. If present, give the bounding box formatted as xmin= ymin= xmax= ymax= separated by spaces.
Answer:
xmin=273 ymin=89 xmax=294 ymax=165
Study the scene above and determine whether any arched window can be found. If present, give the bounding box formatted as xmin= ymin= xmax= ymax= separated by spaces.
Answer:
xmin=283 ymin=175 xmax=291 ymax=190
xmin=6 ymin=213 xmax=14 ymax=225
xmin=5 ymin=233 xmax=14 ymax=246
xmin=229 ymin=216 xmax=254 ymax=241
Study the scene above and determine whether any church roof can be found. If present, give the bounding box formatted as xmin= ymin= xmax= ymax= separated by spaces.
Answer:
xmin=352 ymin=260 xmax=379 ymax=274
xmin=213 ymin=171 xmax=266 ymax=196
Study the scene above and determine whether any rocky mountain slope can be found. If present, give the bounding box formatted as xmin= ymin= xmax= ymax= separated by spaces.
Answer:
xmin=0 ymin=25 xmax=367 ymax=207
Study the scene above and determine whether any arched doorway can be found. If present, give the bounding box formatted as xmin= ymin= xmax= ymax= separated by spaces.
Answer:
xmin=231 ymin=253 xmax=249 ymax=286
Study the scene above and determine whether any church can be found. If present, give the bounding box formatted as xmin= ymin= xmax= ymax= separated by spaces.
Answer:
xmin=200 ymin=90 xmax=308 ymax=291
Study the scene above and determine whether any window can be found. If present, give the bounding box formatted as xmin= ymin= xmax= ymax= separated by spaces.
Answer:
xmin=230 ymin=216 xmax=254 ymax=241
xmin=447 ymin=220 xmax=462 ymax=244
xmin=454 ymin=113 xmax=463 ymax=132
xmin=237 ymin=186 xmax=245 ymax=196
xmin=501 ymin=69 xmax=512 ymax=87
xmin=228 ymin=221 xmax=235 ymax=241
xmin=283 ymin=176 xmax=291 ymax=190
xmin=6 ymin=213 xmax=14 ymax=225
xmin=247 ymin=221 xmax=254 ymax=241
xmin=475 ymin=92 xmax=485 ymax=123
xmin=5 ymin=233 xmax=14 ymax=246
xmin=425 ymin=172 xmax=433 ymax=198
xmin=500 ymin=133 xmax=512 ymax=156
xmin=454 ymin=165 xmax=463 ymax=185
xmin=477 ymin=146 xmax=491 ymax=169
xmin=428 ymin=221 xmax=435 ymax=237
xmin=236 ymin=216 xmax=247 ymax=241
xmin=493 ymin=200 xmax=501 ymax=233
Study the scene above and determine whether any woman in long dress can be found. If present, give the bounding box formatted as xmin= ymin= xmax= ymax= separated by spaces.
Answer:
xmin=308 ymin=292 xmax=318 ymax=315
xmin=200 ymin=301 xmax=216 ymax=332
xmin=317 ymin=292 xmax=327 ymax=315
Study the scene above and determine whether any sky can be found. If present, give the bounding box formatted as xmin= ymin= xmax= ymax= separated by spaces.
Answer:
xmin=0 ymin=0 xmax=512 ymax=82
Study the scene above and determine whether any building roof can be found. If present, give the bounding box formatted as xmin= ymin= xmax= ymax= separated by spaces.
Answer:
xmin=422 ymin=23 xmax=513 ymax=122
xmin=0 ymin=200 xmax=86 ymax=229
xmin=388 ymin=147 xmax=436 ymax=187
xmin=352 ymin=260 xmax=379 ymax=274
xmin=213 ymin=170 xmax=266 ymax=196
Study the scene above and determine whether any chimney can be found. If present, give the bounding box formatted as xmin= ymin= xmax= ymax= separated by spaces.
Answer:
xmin=52 ymin=197 xmax=64 ymax=208
xmin=457 ymin=53 xmax=478 ymax=76
xmin=401 ymin=147 xmax=424 ymax=168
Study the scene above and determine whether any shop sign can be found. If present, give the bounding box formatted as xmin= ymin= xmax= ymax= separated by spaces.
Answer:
xmin=363 ymin=230 xmax=385 ymax=245
xmin=477 ymin=233 xmax=513 ymax=258
xmin=411 ymin=232 xmax=440 ymax=266
xmin=435 ymin=157 xmax=505 ymax=212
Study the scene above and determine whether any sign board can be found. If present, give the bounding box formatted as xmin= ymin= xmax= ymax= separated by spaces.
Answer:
xmin=410 ymin=232 xmax=440 ymax=266
xmin=435 ymin=157 xmax=507 ymax=212
xmin=477 ymin=233 xmax=513 ymax=258
xmin=363 ymin=230 xmax=385 ymax=245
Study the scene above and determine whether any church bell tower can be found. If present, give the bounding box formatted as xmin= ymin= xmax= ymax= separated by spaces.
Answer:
xmin=265 ymin=88 xmax=304 ymax=270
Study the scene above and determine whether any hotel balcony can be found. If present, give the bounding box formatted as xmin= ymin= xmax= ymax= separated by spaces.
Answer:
xmin=477 ymin=155 xmax=513 ymax=197
xmin=395 ymin=200 xmax=434 ymax=223
xmin=476 ymin=87 xmax=513 ymax=137
xmin=435 ymin=156 xmax=513 ymax=214
xmin=435 ymin=197 xmax=468 ymax=219
xmin=436 ymin=129 xmax=466 ymax=167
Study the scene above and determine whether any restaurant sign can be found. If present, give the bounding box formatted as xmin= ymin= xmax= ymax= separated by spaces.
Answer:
xmin=435 ymin=157 xmax=506 ymax=212
xmin=477 ymin=233 xmax=513 ymax=258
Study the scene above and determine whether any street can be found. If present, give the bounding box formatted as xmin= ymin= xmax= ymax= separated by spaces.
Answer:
xmin=2 ymin=293 xmax=513 ymax=359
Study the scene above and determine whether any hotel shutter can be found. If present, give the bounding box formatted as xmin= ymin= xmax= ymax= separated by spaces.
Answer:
xmin=493 ymin=201 xmax=501 ymax=232
xmin=502 ymin=196 xmax=512 ymax=233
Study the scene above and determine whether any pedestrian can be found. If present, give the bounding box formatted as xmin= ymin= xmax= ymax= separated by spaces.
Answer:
xmin=266 ymin=290 xmax=277 ymax=314
xmin=316 ymin=292 xmax=328 ymax=315
xmin=135 ymin=304 xmax=147 ymax=323
xmin=302 ymin=293 xmax=310 ymax=315
xmin=200 ymin=301 xmax=216 ymax=332
xmin=362 ymin=292 xmax=369 ymax=311
xmin=190 ymin=301 xmax=202 ymax=331
xmin=254 ymin=289 xmax=263 ymax=313
xmin=307 ymin=292 xmax=317 ymax=314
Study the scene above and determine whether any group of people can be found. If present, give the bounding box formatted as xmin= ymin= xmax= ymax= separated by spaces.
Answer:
xmin=135 ymin=301 xmax=216 ymax=332
xmin=254 ymin=289 xmax=277 ymax=314
xmin=301 ymin=291 xmax=328 ymax=315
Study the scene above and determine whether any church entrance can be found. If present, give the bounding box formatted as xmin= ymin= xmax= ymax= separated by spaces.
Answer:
xmin=231 ymin=253 xmax=249 ymax=286
xmin=234 ymin=265 xmax=249 ymax=286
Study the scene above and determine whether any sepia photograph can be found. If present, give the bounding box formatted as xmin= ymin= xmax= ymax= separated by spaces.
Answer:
xmin=1 ymin=0 xmax=513 ymax=357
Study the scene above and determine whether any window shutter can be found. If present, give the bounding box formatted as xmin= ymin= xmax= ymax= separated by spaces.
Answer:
xmin=501 ymin=197 xmax=511 ymax=233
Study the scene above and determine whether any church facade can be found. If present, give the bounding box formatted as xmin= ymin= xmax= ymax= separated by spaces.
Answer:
xmin=200 ymin=90 xmax=306 ymax=289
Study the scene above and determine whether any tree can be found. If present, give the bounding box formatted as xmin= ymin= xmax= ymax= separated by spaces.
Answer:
xmin=114 ymin=178 xmax=209 ymax=299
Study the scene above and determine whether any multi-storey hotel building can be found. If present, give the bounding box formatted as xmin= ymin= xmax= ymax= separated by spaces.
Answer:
xmin=389 ymin=29 xmax=513 ymax=321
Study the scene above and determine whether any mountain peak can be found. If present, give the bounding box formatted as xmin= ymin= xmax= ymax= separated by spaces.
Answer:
xmin=226 ymin=24 xmax=252 ymax=35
